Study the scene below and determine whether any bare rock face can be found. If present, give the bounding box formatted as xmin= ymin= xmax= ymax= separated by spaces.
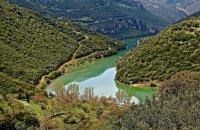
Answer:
xmin=90 ymin=17 xmax=157 ymax=39
xmin=135 ymin=0 xmax=200 ymax=22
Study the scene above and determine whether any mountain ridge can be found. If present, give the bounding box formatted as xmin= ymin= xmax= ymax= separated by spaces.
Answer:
xmin=7 ymin=0 xmax=170 ymax=39
xmin=135 ymin=0 xmax=200 ymax=22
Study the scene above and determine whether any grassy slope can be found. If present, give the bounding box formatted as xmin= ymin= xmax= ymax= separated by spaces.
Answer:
xmin=0 ymin=1 xmax=124 ymax=96
xmin=116 ymin=17 xmax=200 ymax=84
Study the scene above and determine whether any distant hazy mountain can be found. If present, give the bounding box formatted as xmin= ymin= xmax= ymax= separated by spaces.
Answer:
xmin=177 ymin=10 xmax=200 ymax=23
xmin=187 ymin=10 xmax=200 ymax=18
xmin=135 ymin=0 xmax=200 ymax=22
xmin=7 ymin=0 xmax=170 ymax=39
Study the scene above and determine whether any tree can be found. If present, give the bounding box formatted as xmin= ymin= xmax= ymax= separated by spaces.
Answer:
xmin=53 ymin=82 xmax=66 ymax=98
xmin=66 ymin=83 xmax=79 ymax=99
xmin=82 ymin=87 xmax=94 ymax=102
xmin=33 ymin=91 xmax=46 ymax=103
xmin=96 ymin=107 xmax=104 ymax=120
xmin=116 ymin=89 xmax=131 ymax=105
xmin=25 ymin=91 xmax=30 ymax=103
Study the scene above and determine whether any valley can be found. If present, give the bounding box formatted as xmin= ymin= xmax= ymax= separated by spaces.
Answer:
xmin=0 ymin=1 xmax=125 ymax=97
xmin=0 ymin=0 xmax=200 ymax=130
xmin=47 ymin=37 xmax=157 ymax=102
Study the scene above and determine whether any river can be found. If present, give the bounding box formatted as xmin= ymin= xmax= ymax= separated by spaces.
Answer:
xmin=47 ymin=37 xmax=157 ymax=103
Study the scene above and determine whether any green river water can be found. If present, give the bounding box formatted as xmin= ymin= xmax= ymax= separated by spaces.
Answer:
xmin=47 ymin=37 xmax=157 ymax=103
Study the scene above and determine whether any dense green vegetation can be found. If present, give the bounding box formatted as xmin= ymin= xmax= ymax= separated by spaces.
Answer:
xmin=116 ymin=17 xmax=200 ymax=84
xmin=0 ymin=83 xmax=132 ymax=130
xmin=112 ymin=71 xmax=200 ymax=130
xmin=0 ymin=1 xmax=125 ymax=97
xmin=1 ymin=1 xmax=200 ymax=130
xmin=112 ymin=17 xmax=200 ymax=129
xmin=7 ymin=0 xmax=170 ymax=39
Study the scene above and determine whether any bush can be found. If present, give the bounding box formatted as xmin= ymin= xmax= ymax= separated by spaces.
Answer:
xmin=150 ymin=83 xmax=157 ymax=87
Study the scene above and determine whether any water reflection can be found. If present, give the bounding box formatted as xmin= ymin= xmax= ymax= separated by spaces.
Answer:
xmin=47 ymin=37 xmax=157 ymax=104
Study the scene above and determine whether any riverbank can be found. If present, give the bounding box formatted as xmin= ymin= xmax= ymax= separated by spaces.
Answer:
xmin=46 ymin=37 xmax=158 ymax=101
xmin=36 ymin=36 xmax=144 ymax=90
xmin=37 ymin=36 xmax=158 ymax=102
xmin=36 ymin=49 xmax=124 ymax=90
xmin=115 ymin=80 xmax=161 ymax=90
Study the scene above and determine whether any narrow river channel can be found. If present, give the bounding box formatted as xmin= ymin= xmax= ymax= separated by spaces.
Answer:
xmin=47 ymin=37 xmax=157 ymax=103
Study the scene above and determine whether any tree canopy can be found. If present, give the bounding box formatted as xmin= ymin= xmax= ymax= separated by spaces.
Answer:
xmin=112 ymin=71 xmax=200 ymax=130
xmin=116 ymin=17 xmax=200 ymax=84
xmin=0 ymin=1 xmax=125 ymax=97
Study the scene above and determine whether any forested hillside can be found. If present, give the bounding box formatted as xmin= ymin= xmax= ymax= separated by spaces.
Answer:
xmin=0 ymin=1 xmax=124 ymax=96
xmin=112 ymin=71 xmax=200 ymax=129
xmin=7 ymin=0 xmax=170 ymax=39
xmin=116 ymin=17 xmax=200 ymax=84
